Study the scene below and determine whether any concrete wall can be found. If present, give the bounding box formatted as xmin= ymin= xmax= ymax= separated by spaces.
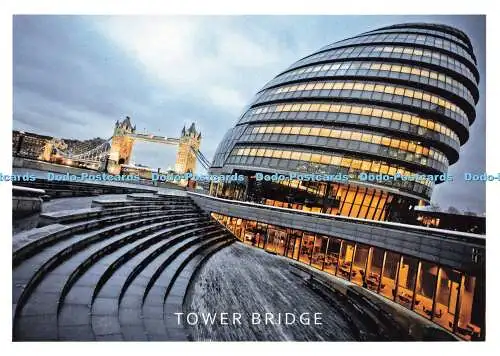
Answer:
xmin=188 ymin=192 xmax=485 ymax=274
xmin=13 ymin=157 xmax=98 ymax=175
xmin=12 ymin=196 xmax=42 ymax=218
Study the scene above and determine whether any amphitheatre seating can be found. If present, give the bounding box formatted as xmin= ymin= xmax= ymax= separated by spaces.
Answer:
xmin=12 ymin=192 xmax=235 ymax=341
xmin=13 ymin=178 xmax=155 ymax=200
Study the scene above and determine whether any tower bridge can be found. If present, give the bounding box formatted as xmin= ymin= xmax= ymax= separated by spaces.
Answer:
xmin=22 ymin=116 xmax=210 ymax=174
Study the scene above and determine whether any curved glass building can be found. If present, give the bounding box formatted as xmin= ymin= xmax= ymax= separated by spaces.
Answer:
xmin=209 ymin=23 xmax=480 ymax=223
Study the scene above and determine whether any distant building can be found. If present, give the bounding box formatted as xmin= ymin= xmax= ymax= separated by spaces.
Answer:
xmin=175 ymin=123 xmax=201 ymax=174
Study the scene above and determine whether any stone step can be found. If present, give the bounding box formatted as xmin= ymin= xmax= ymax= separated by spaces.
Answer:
xmin=12 ymin=213 xmax=200 ymax=325
xmin=15 ymin=207 xmax=198 ymax=264
xmin=127 ymin=193 xmax=192 ymax=202
xmin=91 ymin=199 xmax=193 ymax=208
xmin=142 ymin=234 xmax=233 ymax=341
xmin=162 ymin=238 xmax=234 ymax=340
xmin=116 ymin=230 xmax=228 ymax=340
xmin=39 ymin=203 xmax=196 ymax=226
xmin=84 ymin=225 xmax=224 ymax=341
xmin=13 ymin=217 xmax=208 ymax=341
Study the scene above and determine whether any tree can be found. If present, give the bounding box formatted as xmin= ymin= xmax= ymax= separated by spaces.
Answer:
xmin=447 ymin=206 xmax=460 ymax=214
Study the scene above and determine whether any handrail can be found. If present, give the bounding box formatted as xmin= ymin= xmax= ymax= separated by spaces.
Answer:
xmin=187 ymin=191 xmax=485 ymax=245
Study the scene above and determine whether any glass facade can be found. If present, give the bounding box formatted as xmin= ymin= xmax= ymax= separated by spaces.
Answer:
xmin=213 ymin=212 xmax=485 ymax=340
xmin=210 ymin=22 xmax=480 ymax=223
xmin=207 ymin=22 xmax=483 ymax=340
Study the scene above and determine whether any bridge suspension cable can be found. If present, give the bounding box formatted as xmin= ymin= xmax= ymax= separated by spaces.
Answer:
xmin=191 ymin=147 xmax=211 ymax=171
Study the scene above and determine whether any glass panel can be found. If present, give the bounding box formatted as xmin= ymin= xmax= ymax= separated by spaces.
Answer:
xmin=337 ymin=242 xmax=355 ymax=280
xmin=256 ymin=222 xmax=267 ymax=249
xmin=456 ymin=274 xmax=483 ymax=340
xmin=396 ymin=256 xmax=419 ymax=309
xmin=366 ymin=247 xmax=384 ymax=292
xmin=433 ymin=267 xmax=461 ymax=332
xmin=293 ymin=231 xmax=302 ymax=260
xmin=266 ymin=225 xmax=287 ymax=255
xmin=380 ymin=251 xmax=400 ymax=300
xmin=299 ymin=233 xmax=315 ymax=264
xmin=324 ymin=238 xmax=341 ymax=275
xmin=311 ymin=235 xmax=328 ymax=270
xmin=351 ymin=244 xmax=369 ymax=286
xmin=414 ymin=261 xmax=438 ymax=319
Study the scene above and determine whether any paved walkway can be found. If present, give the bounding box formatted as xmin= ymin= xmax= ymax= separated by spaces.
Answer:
xmin=185 ymin=242 xmax=357 ymax=341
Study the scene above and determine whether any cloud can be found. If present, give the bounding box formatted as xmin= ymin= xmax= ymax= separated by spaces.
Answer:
xmin=12 ymin=15 xmax=486 ymax=213
xmin=91 ymin=16 xmax=291 ymax=114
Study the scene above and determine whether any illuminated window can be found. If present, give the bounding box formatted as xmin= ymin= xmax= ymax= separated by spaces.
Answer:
xmin=282 ymin=151 xmax=291 ymax=159
xmin=320 ymin=128 xmax=330 ymax=137
xmin=384 ymin=86 xmax=395 ymax=94
xmin=310 ymin=127 xmax=321 ymax=136
xmin=364 ymin=84 xmax=375 ymax=91
xmin=351 ymin=160 xmax=362 ymax=169
xmin=340 ymin=105 xmax=351 ymax=113
xmin=341 ymin=131 xmax=352 ymax=140
xmin=311 ymin=154 xmax=322 ymax=163
xmin=381 ymin=137 xmax=391 ymax=146
xmin=341 ymin=158 xmax=352 ymax=167
xmin=351 ymin=106 xmax=362 ymax=114
xmin=361 ymin=133 xmax=372 ymax=142
xmin=299 ymin=127 xmax=311 ymax=135
xmin=394 ymin=88 xmax=405 ymax=96
xmin=351 ymin=132 xmax=362 ymax=141
xmin=320 ymin=155 xmax=331 ymax=164
xmin=320 ymin=104 xmax=331 ymax=111
xmin=331 ymin=156 xmax=341 ymax=165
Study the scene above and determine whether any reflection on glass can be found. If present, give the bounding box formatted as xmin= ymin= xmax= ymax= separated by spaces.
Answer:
xmin=351 ymin=244 xmax=369 ymax=286
xmin=433 ymin=267 xmax=461 ymax=331
xmin=414 ymin=261 xmax=438 ymax=319
xmin=337 ymin=242 xmax=355 ymax=280
xmin=366 ymin=247 xmax=384 ymax=292
xmin=456 ymin=275 xmax=482 ymax=340
xmin=266 ymin=225 xmax=287 ymax=255
xmin=257 ymin=222 xmax=267 ymax=249
xmin=396 ymin=256 xmax=419 ymax=309
xmin=311 ymin=235 xmax=328 ymax=269
xmin=299 ymin=233 xmax=315 ymax=264
xmin=324 ymin=238 xmax=341 ymax=274
xmin=380 ymin=252 xmax=400 ymax=300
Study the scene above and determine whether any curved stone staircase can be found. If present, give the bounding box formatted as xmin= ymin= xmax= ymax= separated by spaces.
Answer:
xmin=12 ymin=192 xmax=235 ymax=341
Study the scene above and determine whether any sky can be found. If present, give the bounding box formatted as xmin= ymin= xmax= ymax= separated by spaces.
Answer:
xmin=12 ymin=15 xmax=486 ymax=213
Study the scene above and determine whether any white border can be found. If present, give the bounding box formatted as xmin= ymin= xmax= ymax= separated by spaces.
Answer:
xmin=2 ymin=1 xmax=498 ymax=355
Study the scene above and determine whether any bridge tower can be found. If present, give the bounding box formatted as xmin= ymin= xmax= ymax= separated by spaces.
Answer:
xmin=107 ymin=116 xmax=136 ymax=175
xmin=175 ymin=123 xmax=201 ymax=174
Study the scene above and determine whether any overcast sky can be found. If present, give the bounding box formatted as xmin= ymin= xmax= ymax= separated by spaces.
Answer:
xmin=12 ymin=15 xmax=485 ymax=213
